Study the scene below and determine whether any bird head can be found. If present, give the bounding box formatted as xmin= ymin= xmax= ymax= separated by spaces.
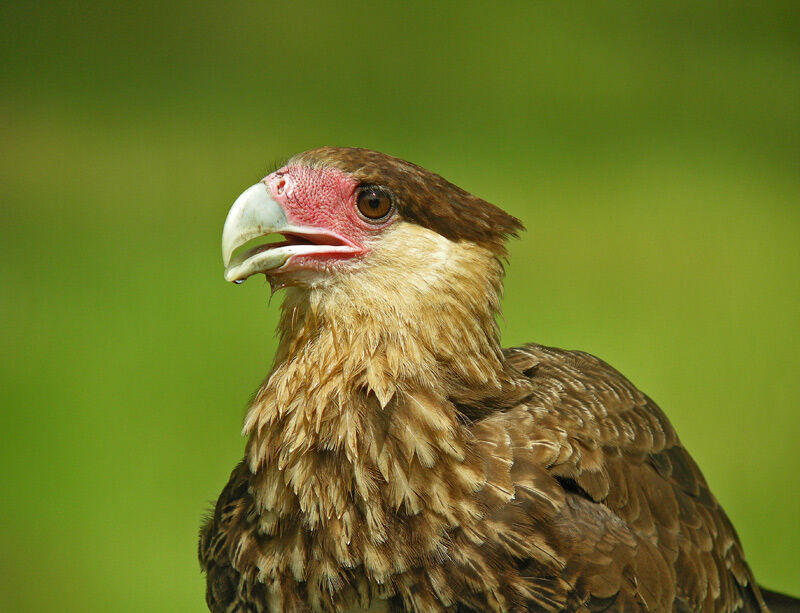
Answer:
xmin=222 ymin=147 xmax=522 ymax=289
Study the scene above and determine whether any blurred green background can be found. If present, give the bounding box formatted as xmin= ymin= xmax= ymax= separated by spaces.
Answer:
xmin=1 ymin=2 xmax=798 ymax=611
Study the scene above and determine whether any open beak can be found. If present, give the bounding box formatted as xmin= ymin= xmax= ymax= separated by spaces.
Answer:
xmin=221 ymin=183 xmax=358 ymax=283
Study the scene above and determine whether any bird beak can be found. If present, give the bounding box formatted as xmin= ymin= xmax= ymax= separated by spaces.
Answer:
xmin=221 ymin=182 xmax=358 ymax=283
xmin=222 ymin=183 xmax=291 ymax=282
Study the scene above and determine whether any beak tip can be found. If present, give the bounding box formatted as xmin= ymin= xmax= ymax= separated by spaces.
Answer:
xmin=221 ymin=182 xmax=271 ymax=262
xmin=221 ymin=182 xmax=288 ymax=281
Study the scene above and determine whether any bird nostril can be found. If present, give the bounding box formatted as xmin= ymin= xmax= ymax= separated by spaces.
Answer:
xmin=274 ymin=178 xmax=286 ymax=195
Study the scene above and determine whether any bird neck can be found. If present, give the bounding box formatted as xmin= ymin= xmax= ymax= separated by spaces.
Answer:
xmin=241 ymin=236 xmax=514 ymax=539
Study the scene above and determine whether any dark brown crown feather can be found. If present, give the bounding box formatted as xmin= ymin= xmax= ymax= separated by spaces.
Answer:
xmin=289 ymin=147 xmax=524 ymax=255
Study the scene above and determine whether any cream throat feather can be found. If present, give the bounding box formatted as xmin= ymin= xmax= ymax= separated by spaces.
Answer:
xmin=239 ymin=223 xmax=518 ymax=573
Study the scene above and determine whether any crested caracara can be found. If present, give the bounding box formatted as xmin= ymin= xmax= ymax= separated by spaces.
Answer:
xmin=200 ymin=147 xmax=794 ymax=612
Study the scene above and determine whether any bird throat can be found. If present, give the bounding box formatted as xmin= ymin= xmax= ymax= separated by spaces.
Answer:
xmin=239 ymin=233 xmax=514 ymax=581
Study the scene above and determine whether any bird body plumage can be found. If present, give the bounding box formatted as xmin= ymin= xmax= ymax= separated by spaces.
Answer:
xmin=200 ymin=148 xmax=773 ymax=612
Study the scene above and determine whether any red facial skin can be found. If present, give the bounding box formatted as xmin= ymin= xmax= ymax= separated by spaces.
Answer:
xmin=262 ymin=165 xmax=395 ymax=274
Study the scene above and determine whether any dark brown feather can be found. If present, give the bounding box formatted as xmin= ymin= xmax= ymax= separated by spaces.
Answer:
xmin=288 ymin=147 xmax=523 ymax=256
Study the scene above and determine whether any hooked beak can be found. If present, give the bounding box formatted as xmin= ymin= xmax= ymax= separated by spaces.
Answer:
xmin=221 ymin=183 xmax=358 ymax=283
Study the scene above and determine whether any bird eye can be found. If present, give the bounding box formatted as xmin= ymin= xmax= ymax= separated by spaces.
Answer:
xmin=356 ymin=187 xmax=393 ymax=221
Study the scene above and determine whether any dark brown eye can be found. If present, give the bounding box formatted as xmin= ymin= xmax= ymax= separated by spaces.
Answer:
xmin=356 ymin=187 xmax=393 ymax=221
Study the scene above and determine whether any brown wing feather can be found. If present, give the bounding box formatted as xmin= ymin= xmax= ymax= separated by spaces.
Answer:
xmin=199 ymin=461 xmax=268 ymax=613
xmin=487 ymin=343 xmax=767 ymax=612
xmin=200 ymin=345 xmax=767 ymax=612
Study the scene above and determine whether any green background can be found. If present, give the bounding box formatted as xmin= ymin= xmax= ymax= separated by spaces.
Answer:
xmin=2 ymin=2 xmax=798 ymax=611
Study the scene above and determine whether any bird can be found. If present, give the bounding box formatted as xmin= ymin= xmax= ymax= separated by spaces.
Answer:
xmin=199 ymin=147 xmax=797 ymax=612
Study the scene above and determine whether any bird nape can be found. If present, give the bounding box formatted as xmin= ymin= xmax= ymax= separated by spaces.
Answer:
xmin=200 ymin=147 xmax=796 ymax=612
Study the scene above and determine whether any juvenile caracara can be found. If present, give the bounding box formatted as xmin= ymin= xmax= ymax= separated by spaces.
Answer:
xmin=200 ymin=147 xmax=789 ymax=612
